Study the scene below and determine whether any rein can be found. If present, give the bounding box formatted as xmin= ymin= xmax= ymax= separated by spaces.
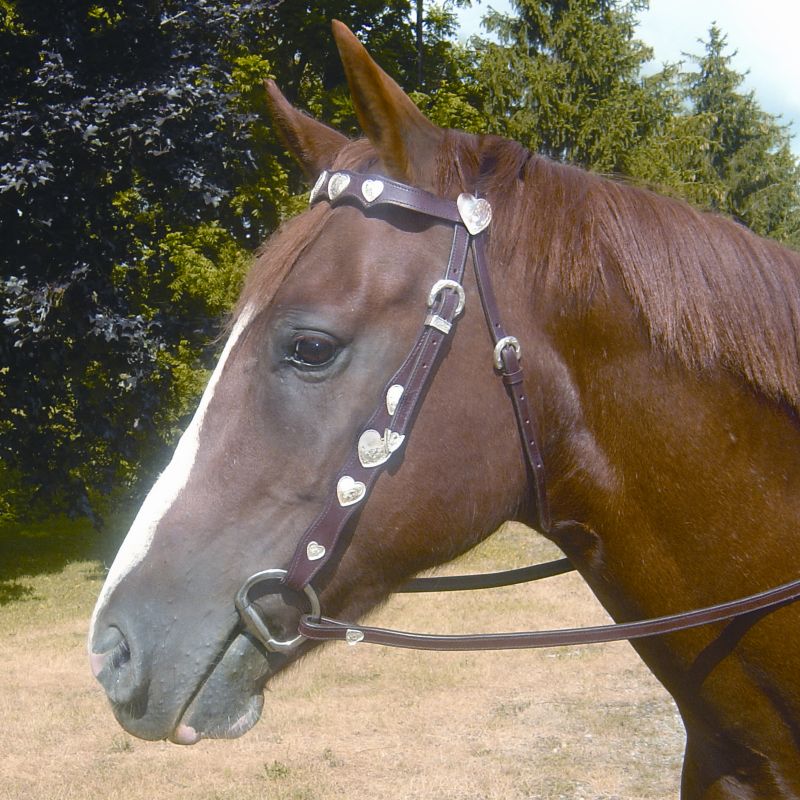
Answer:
xmin=235 ymin=169 xmax=800 ymax=654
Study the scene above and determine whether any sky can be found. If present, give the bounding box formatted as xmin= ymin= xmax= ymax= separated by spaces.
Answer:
xmin=456 ymin=0 xmax=800 ymax=152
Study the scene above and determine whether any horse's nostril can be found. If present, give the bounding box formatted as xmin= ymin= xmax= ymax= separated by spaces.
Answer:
xmin=109 ymin=635 xmax=131 ymax=670
xmin=90 ymin=626 xmax=141 ymax=704
xmin=91 ymin=625 xmax=126 ymax=667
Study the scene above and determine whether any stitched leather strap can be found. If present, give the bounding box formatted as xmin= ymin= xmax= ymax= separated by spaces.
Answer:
xmin=299 ymin=574 xmax=800 ymax=650
xmin=471 ymin=233 xmax=551 ymax=533
xmin=310 ymin=169 xmax=463 ymax=223
xmin=283 ymin=175 xmax=473 ymax=592
xmin=283 ymin=170 xmax=550 ymax=591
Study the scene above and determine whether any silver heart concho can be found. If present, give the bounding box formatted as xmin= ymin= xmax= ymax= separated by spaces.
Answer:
xmin=306 ymin=541 xmax=326 ymax=561
xmin=358 ymin=429 xmax=390 ymax=468
xmin=386 ymin=384 xmax=404 ymax=416
xmin=358 ymin=428 xmax=406 ymax=468
xmin=309 ymin=170 xmax=328 ymax=205
xmin=328 ymin=172 xmax=351 ymax=200
xmin=361 ymin=179 xmax=385 ymax=203
xmin=337 ymin=475 xmax=366 ymax=507
xmin=457 ymin=193 xmax=492 ymax=235
xmin=345 ymin=628 xmax=365 ymax=645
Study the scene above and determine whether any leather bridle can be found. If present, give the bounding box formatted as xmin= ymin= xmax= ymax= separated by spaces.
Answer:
xmin=235 ymin=169 xmax=800 ymax=653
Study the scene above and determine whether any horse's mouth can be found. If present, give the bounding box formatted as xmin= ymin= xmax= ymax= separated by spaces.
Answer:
xmin=164 ymin=632 xmax=274 ymax=745
xmin=101 ymin=628 xmax=279 ymax=745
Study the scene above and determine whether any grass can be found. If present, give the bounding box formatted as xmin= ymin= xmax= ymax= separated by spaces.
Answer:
xmin=0 ymin=518 xmax=684 ymax=799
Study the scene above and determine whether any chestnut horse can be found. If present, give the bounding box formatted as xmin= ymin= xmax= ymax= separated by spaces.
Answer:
xmin=89 ymin=22 xmax=800 ymax=799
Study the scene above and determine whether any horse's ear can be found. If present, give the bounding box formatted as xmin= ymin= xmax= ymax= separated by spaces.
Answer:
xmin=264 ymin=79 xmax=348 ymax=180
xmin=331 ymin=20 xmax=443 ymax=187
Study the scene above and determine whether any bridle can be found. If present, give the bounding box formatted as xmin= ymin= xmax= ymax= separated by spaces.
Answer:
xmin=235 ymin=168 xmax=800 ymax=653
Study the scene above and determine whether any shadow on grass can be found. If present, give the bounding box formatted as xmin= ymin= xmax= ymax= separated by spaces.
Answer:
xmin=0 ymin=507 xmax=136 ymax=606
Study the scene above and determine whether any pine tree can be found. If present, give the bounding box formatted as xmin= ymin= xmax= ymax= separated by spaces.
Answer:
xmin=473 ymin=0 xmax=664 ymax=171
xmin=686 ymin=26 xmax=800 ymax=242
xmin=627 ymin=25 xmax=800 ymax=245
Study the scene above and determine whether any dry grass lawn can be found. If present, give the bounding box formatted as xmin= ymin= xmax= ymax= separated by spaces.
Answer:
xmin=0 ymin=521 xmax=684 ymax=799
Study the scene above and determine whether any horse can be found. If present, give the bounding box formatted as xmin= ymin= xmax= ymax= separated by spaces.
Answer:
xmin=89 ymin=21 xmax=800 ymax=799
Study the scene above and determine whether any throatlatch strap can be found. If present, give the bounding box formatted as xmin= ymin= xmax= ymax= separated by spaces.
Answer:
xmin=471 ymin=233 xmax=551 ymax=534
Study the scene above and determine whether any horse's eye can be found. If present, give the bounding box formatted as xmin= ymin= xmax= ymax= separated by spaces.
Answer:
xmin=288 ymin=332 xmax=338 ymax=368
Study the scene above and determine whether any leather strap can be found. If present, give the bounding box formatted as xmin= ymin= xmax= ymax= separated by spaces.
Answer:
xmin=471 ymin=233 xmax=551 ymax=533
xmin=310 ymin=169 xmax=463 ymax=224
xmin=398 ymin=557 xmax=574 ymax=593
xmin=284 ymin=173 xmax=473 ymax=592
xmin=299 ymin=573 xmax=800 ymax=650
xmin=283 ymin=169 xmax=550 ymax=592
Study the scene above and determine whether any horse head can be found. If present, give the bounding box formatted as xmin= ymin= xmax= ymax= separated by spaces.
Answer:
xmin=88 ymin=22 xmax=543 ymax=744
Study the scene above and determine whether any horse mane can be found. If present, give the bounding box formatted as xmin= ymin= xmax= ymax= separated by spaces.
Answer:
xmin=466 ymin=135 xmax=800 ymax=414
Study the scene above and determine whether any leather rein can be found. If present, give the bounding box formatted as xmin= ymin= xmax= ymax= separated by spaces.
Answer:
xmin=235 ymin=169 xmax=800 ymax=653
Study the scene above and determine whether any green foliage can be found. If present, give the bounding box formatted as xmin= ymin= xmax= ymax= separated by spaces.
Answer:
xmin=470 ymin=3 xmax=800 ymax=243
xmin=625 ymin=25 xmax=800 ymax=246
xmin=162 ymin=223 xmax=250 ymax=317
xmin=473 ymin=0 xmax=659 ymax=171
xmin=683 ymin=26 xmax=800 ymax=243
xmin=0 ymin=0 xmax=424 ymax=519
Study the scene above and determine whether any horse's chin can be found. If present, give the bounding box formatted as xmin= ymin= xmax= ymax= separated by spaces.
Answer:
xmin=169 ymin=692 xmax=264 ymax=745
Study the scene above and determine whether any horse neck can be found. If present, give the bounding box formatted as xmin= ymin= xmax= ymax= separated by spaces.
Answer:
xmin=529 ymin=266 xmax=800 ymax=620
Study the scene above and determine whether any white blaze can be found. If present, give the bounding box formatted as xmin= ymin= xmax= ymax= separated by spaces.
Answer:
xmin=89 ymin=306 xmax=255 ymax=643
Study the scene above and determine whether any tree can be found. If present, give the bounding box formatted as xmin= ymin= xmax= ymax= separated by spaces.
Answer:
xmin=0 ymin=1 xmax=275 ymax=517
xmin=625 ymin=25 xmax=800 ymax=246
xmin=0 ymin=0 xmax=441 ymax=520
xmin=472 ymin=0 xmax=665 ymax=171
xmin=684 ymin=26 xmax=800 ymax=243
xmin=407 ymin=1 xmax=489 ymax=132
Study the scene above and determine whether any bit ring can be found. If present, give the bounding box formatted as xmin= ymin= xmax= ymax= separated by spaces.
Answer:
xmin=235 ymin=569 xmax=320 ymax=653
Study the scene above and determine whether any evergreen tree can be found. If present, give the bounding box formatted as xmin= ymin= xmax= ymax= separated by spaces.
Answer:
xmin=473 ymin=0 xmax=665 ymax=171
xmin=685 ymin=26 xmax=800 ymax=243
xmin=626 ymin=25 xmax=800 ymax=245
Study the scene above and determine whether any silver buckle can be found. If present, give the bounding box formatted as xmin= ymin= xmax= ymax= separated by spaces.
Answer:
xmin=493 ymin=336 xmax=521 ymax=370
xmin=427 ymin=279 xmax=465 ymax=317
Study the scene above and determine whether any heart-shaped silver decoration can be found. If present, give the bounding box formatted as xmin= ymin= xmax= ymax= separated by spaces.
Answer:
xmin=309 ymin=170 xmax=327 ymax=205
xmin=386 ymin=384 xmax=404 ymax=416
xmin=306 ymin=541 xmax=326 ymax=561
xmin=358 ymin=429 xmax=390 ymax=468
xmin=385 ymin=429 xmax=405 ymax=453
xmin=457 ymin=193 xmax=492 ymax=235
xmin=345 ymin=628 xmax=365 ymax=645
xmin=361 ymin=179 xmax=384 ymax=203
xmin=337 ymin=475 xmax=366 ymax=507
xmin=328 ymin=172 xmax=350 ymax=200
